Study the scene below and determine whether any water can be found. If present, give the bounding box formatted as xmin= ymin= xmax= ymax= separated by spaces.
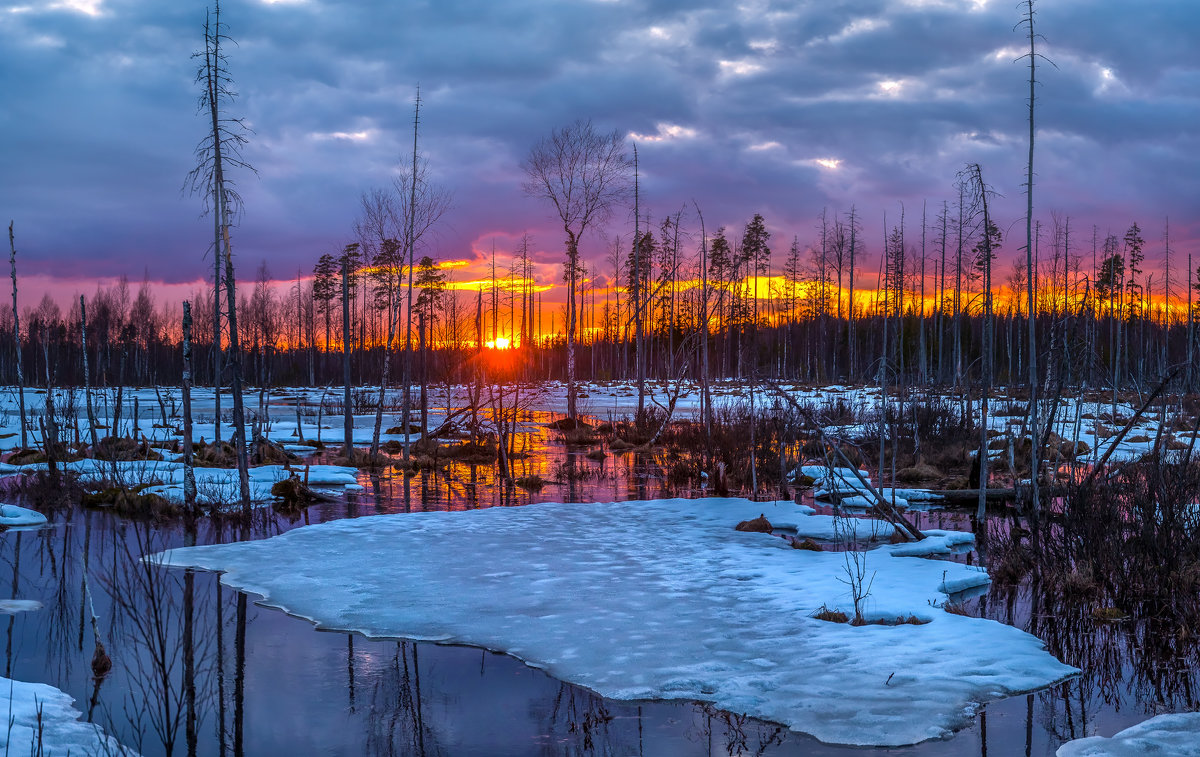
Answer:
xmin=1 ymin=424 xmax=1195 ymax=755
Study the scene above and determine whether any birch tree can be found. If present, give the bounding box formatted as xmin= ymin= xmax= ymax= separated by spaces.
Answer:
xmin=522 ymin=120 xmax=631 ymax=422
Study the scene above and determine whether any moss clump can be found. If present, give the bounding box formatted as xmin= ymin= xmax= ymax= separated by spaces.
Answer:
xmin=791 ymin=537 xmax=822 ymax=551
xmin=1091 ymin=606 xmax=1127 ymax=621
xmin=734 ymin=514 xmax=772 ymax=533
xmin=812 ymin=606 xmax=849 ymax=623
xmin=252 ymin=438 xmax=298 ymax=465
xmin=193 ymin=440 xmax=238 ymax=468
xmin=445 ymin=442 xmax=497 ymax=464
xmin=81 ymin=485 xmax=178 ymax=519
xmin=562 ymin=428 xmax=600 ymax=446
xmin=270 ymin=476 xmax=321 ymax=508
xmin=546 ymin=417 xmax=590 ymax=431
xmin=95 ymin=436 xmax=164 ymax=462
xmin=896 ymin=462 xmax=942 ymax=483
xmin=515 ymin=475 xmax=546 ymax=491
xmin=7 ymin=449 xmax=46 ymax=466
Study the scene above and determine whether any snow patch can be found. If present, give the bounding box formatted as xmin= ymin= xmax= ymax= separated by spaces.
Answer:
xmin=0 ymin=675 xmax=138 ymax=755
xmin=1056 ymin=712 xmax=1200 ymax=756
xmin=153 ymin=496 xmax=1075 ymax=746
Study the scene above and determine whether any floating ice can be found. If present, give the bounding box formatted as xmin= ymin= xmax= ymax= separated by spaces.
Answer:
xmin=0 ymin=599 xmax=42 ymax=614
xmin=154 ymin=496 xmax=1076 ymax=746
xmin=0 ymin=675 xmax=138 ymax=755
xmin=0 ymin=503 xmax=47 ymax=526
xmin=1056 ymin=712 xmax=1200 ymax=756
xmin=889 ymin=530 xmax=977 ymax=557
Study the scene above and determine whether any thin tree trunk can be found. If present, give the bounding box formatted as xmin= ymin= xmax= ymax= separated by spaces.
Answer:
xmin=1024 ymin=0 xmax=1041 ymax=517
xmin=8 ymin=222 xmax=25 ymax=450
xmin=221 ymin=226 xmax=252 ymax=516
xmin=182 ymin=301 xmax=197 ymax=514
xmin=81 ymin=295 xmax=100 ymax=452
xmin=342 ymin=254 xmax=353 ymax=459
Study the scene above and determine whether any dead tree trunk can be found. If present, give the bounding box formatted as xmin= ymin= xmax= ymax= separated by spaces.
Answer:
xmin=341 ymin=252 xmax=353 ymax=459
xmin=8 ymin=222 xmax=26 ymax=450
xmin=80 ymin=296 xmax=100 ymax=452
xmin=182 ymin=301 xmax=197 ymax=514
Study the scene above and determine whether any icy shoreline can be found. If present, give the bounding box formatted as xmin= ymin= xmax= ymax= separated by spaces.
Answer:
xmin=0 ymin=675 xmax=137 ymax=755
xmin=152 ymin=496 xmax=1077 ymax=746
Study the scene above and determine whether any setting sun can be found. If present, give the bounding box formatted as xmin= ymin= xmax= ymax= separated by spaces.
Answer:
xmin=486 ymin=336 xmax=513 ymax=349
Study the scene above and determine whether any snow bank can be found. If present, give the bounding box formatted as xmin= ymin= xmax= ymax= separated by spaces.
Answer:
xmin=0 ymin=675 xmax=138 ymax=755
xmin=0 ymin=456 xmax=359 ymax=508
xmin=0 ymin=503 xmax=47 ymax=527
xmin=153 ymin=496 xmax=1075 ymax=746
xmin=1056 ymin=712 xmax=1200 ymax=756
xmin=0 ymin=599 xmax=42 ymax=614
xmin=888 ymin=530 xmax=976 ymax=557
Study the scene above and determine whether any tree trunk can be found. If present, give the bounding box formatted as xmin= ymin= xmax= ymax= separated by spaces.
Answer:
xmin=8 ymin=222 xmax=25 ymax=450
xmin=182 ymin=301 xmax=197 ymax=514
xmin=342 ymin=254 xmax=353 ymax=459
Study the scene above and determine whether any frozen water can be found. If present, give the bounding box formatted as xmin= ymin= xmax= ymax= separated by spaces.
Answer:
xmin=0 ymin=503 xmax=47 ymax=526
xmin=0 ymin=675 xmax=137 ymax=755
xmin=1056 ymin=712 xmax=1200 ymax=756
xmin=154 ymin=496 xmax=1076 ymax=746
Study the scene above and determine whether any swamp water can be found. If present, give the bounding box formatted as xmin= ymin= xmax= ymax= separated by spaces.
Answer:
xmin=1 ymin=419 xmax=1196 ymax=755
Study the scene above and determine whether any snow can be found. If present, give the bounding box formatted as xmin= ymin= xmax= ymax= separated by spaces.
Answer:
xmin=889 ymin=530 xmax=977 ymax=557
xmin=0 ymin=457 xmax=359 ymax=508
xmin=0 ymin=675 xmax=138 ymax=756
xmin=153 ymin=496 xmax=1076 ymax=747
xmin=1056 ymin=712 xmax=1200 ymax=756
xmin=770 ymin=507 xmax=897 ymax=541
xmin=0 ymin=503 xmax=47 ymax=526
xmin=0 ymin=599 xmax=42 ymax=614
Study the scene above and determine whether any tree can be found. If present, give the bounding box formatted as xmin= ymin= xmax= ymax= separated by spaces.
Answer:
xmin=1123 ymin=221 xmax=1145 ymax=320
xmin=415 ymin=255 xmax=446 ymax=436
xmin=960 ymin=163 xmax=997 ymax=520
xmin=522 ymin=120 xmax=632 ymax=421
xmin=312 ymin=253 xmax=338 ymax=352
xmin=7 ymin=223 xmax=25 ymax=449
xmin=1017 ymin=0 xmax=1053 ymax=514
xmin=971 ymin=219 xmax=1002 ymax=288
xmin=741 ymin=213 xmax=772 ymax=371
xmin=186 ymin=0 xmax=254 ymax=515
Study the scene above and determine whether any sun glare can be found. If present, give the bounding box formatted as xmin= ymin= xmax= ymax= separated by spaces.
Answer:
xmin=487 ymin=337 xmax=513 ymax=350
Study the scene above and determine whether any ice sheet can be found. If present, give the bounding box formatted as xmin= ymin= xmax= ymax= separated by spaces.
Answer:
xmin=154 ymin=496 xmax=1076 ymax=746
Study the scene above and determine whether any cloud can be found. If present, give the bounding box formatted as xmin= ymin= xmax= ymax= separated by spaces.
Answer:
xmin=0 ymin=0 xmax=1196 ymax=301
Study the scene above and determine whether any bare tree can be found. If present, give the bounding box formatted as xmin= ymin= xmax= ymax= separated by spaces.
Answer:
xmin=1018 ymin=0 xmax=1054 ymax=516
xmin=522 ymin=120 xmax=632 ymax=421
xmin=7 ymin=222 xmax=25 ymax=449
xmin=186 ymin=0 xmax=255 ymax=515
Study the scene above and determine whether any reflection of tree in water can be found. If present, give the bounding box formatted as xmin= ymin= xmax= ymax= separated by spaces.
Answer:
xmin=982 ymin=454 xmax=1200 ymax=743
xmin=543 ymin=683 xmax=622 ymax=757
xmin=365 ymin=641 xmax=441 ymax=757
xmin=687 ymin=704 xmax=785 ymax=757
xmin=101 ymin=520 xmax=220 ymax=755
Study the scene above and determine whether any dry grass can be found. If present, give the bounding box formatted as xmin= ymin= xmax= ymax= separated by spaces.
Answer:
xmin=812 ymin=606 xmax=849 ymax=623
xmin=734 ymin=514 xmax=772 ymax=533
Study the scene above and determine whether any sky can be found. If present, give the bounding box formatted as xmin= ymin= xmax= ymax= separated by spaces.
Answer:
xmin=1 ymin=0 xmax=1198 ymax=311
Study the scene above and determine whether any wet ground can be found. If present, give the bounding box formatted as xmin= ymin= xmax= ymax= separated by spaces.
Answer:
xmin=1 ymin=416 xmax=1196 ymax=755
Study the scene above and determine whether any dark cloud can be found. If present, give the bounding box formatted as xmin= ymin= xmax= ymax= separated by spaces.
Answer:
xmin=0 ymin=0 xmax=1196 ymax=297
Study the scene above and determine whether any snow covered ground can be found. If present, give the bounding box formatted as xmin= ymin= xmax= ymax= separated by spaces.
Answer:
xmin=153 ymin=496 xmax=1076 ymax=747
xmin=1056 ymin=712 xmax=1200 ymax=756
xmin=0 ymin=457 xmax=359 ymax=507
xmin=0 ymin=675 xmax=137 ymax=755
xmin=0 ymin=381 xmax=1186 ymax=513
xmin=0 ymin=382 xmax=1185 ymax=468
